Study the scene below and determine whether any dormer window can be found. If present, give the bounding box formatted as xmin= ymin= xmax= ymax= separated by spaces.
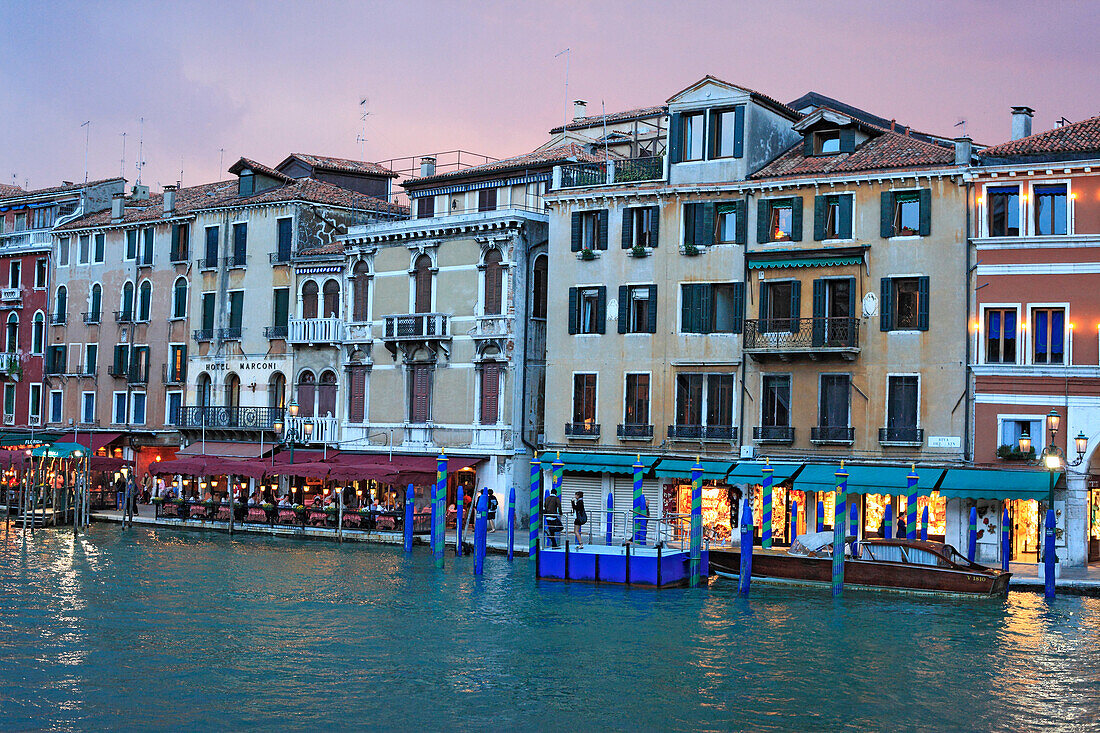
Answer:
xmin=817 ymin=131 xmax=840 ymax=154
xmin=681 ymin=111 xmax=705 ymax=161
xmin=239 ymin=172 xmax=254 ymax=196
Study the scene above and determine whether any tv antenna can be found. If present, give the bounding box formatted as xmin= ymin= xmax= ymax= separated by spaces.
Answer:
xmin=219 ymin=148 xmax=225 ymax=172
xmin=554 ymin=48 xmax=571 ymax=134
xmin=80 ymin=120 xmax=91 ymax=184
xmin=357 ymin=96 xmax=370 ymax=160
xmin=119 ymin=131 xmax=127 ymax=178
xmin=953 ymin=118 xmax=967 ymax=137
xmin=135 ymin=117 xmax=146 ymax=185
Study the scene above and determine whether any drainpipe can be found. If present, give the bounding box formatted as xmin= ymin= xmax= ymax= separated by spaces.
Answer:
xmin=964 ymin=179 xmax=973 ymax=463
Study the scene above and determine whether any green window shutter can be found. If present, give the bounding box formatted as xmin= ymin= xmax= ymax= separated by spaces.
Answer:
xmin=274 ymin=288 xmax=289 ymax=328
xmin=701 ymin=203 xmax=716 ymax=246
xmin=202 ymin=293 xmax=215 ymax=330
xmin=880 ymin=278 xmax=893 ymax=331
xmin=730 ymin=281 xmax=745 ymax=334
xmin=813 ymin=195 xmax=826 ymax=241
xmin=94 ymin=233 xmax=104 ymax=261
xmin=649 ymin=206 xmax=659 ymax=248
xmin=617 ymin=285 xmax=629 ymax=334
xmin=682 ymin=204 xmax=694 ymax=247
xmin=621 ymin=209 xmax=633 ymax=249
xmin=735 ymin=199 xmax=747 ymax=244
xmin=839 ymin=195 xmax=854 ymax=239
xmin=733 ymin=106 xmax=745 ymax=158
xmin=846 ymin=277 xmax=857 ymax=318
xmin=812 ymin=279 xmax=825 ymax=346
xmin=114 ymin=344 xmax=128 ymax=374
xmin=803 ymin=134 xmax=814 ymax=156
xmin=917 ymin=276 xmax=930 ymax=331
xmin=757 ymin=199 xmax=769 ymax=243
xmin=570 ymin=212 xmax=582 ymax=252
xmin=839 ymin=128 xmax=855 ymax=153
xmin=699 ymin=284 xmax=713 ymax=334
xmin=171 ymin=224 xmax=180 ymax=258
xmin=567 ymin=287 xmax=578 ymax=335
xmin=706 ymin=109 xmax=718 ymax=161
xmin=668 ymin=113 xmax=683 ymax=164
xmin=595 ymin=286 xmax=607 ymax=334
xmin=880 ymin=192 xmax=894 ymax=238
xmin=693 ymin=204 xmax=707 ymax=247
xmin=647 ymin=285 xmax=658 ymax=333
xmin=918 ymin=189 xmax=932 ymax=236
xmin=789 ymin=280 xmax=802 ymax=333
xmin=229 ymin=292 xmax=243 ymax=329
xmin=597 ymin=210 xmax=609 ymax=250
xmin=759 ymin=281 xmax=770 ymax=325
xmin=791 ymin=197 xmax=804 ymax=242
xmin=679 ymin=284 xmax=691 ymax=332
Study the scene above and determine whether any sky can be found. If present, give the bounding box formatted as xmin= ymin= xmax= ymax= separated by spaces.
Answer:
xmin=2 ymin=0 xmax=1098 ymax=192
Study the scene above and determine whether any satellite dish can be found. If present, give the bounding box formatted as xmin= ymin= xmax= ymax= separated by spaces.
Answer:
xmin=862 ymin=292 xmax=878 ymax=318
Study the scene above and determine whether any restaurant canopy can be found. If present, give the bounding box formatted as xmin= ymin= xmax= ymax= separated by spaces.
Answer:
xmin=937 ymin=468 xmax=1057 ymax=501
xmin=538 ymin=452 xmax=659 ymax=475
xmin=177 ymin=441 xmax=271 ymax=459
xmin=793 ymin=464 xmax=945 ymax=496
xmin=725 ymin=461 xmax=802 ymax=484
xmin=653 ymin=458 xmax=736 ymax=480
xmin=57 ymin=432 xmax=122 ymax=453
xmin=32 ymin=442 xmax=87 ymax=459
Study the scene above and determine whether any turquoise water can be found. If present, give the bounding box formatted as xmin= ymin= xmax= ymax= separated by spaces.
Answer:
xmin=2 ymin=525 xmax=1099 ymax=732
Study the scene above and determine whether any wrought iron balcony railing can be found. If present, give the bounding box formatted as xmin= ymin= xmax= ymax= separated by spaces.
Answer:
xmin=879 ymin=427 xmax=924 ymax=445
xmin=382 ymin=313 xmax=450 ymax=340
xmin=743 ymin=317 xmax=859 ymax=352
xmin=269 ymin=251 xmax=292 ymax=264
xmin=82 ymin=311 xmax=101 ymax=325
xmin=193 ymin=328 xmax=213 ymax=342
xmin=224 ymin=255 xmax=247 ymax=269
xmin=173 ymin=405 xmax=283 ymax=431
xmin=564 ymin=421 xmax=600 ymax=438
xmin=667 ymin=424 xmax=738 ymax=442
xmin=197 ymin=256 xmax=218 ymax=270
xmin=810 ymin=426 xmax=855 ymax=443
xmin=561 ymin=162 xmax=607 ymax=188
xmin=218 ymin=327 xmax=242 ymax=340
xmin=49 ymin=312 xmax=67 ymax=325
xmin=617 ymin=423 xmax=654 ymax=440
xmin=613 ymin=156 xmax=664 ymax=183
xmin=264 ymin=326 xmax=288 ymax=339
xmin=753 ymin=426 xmax=795 ymax=443
xmin=114 ymin=310 xmax=134 ymax=324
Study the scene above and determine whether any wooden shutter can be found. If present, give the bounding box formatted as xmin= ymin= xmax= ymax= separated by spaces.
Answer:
xmin=595 ymin=286 xmax=607 ymax=334
xmin=649 ymin=206 xmax=660 ymax=248
xmin=733 ymin=105 xmax=745 ymax=158
xmin=880 ymin=278 xmax=893 ymax=331
xmin=205 ymin=226 xmax=218 ymax=260
xmin=411 ymin=366 xmax=430 ymax=422
xmin=480 ymin=365 xmax=500 ymax=425
xmin=699 ymin=284 xmax=713 ymax=334
xmin=274 ymin=289 xmax=289 ymax=328
xmin=757 ymin=199 xmax=769 ymax=243
xmin=202 ymin=293 xmax=215 ymax=330
xmin=918 ymin=189 xmax=932 ymax=236
xmin=668 ymin=113 xmax=682 ymax=164
xmin=813 ymin=195 xmax=826 ymax=241
xmin=759 ymin=281 xmax=770 ymax=327
xmin=730 ymin=282 xmax=745 ymax=334
xmin=617 ymin=285 xmax=629 ymax=333
xmin=114 ymin=344 xmax=128 ymax=374
xmin=812 ymin=279 xmax=825 ymax=346
xmin=597 ymin=210 xmax=609 ymax=250
xmin=143 ymin=228 xmax=153 ymax=263
xmin=839 ymin=128 xmax=855 ymax=153
xmin=484 ymin=258 xmax=502 ymax=316
xmin=414 ymin=260 xmax=432 ymax=313
xmin=680 ymin=284 xmax=696 ymax=333
xmin=570 ymin=212 xmax=582 ymax=252
xmin=647 ymin=285 xmax=658 ymax=333
xmin=278 ymin=218 xmax=293 ymax=258
xmin=701 ymin=203 xmax=716 ymax=247
xmin=789 ymin=280 xmax=801 ymax=333
xmin=95 ymin=233 xmax=104 ymax=262
xmin=234 ymin=223 xmax=247 ymax=260
xmin=347 ymin=366 xmax=366 ymax=423
xmin=880 ymin=192 xmax=895 ymax=238
xmin=229 ymin=292 xmax=243 ymax=329
xmin=567 ymin=287 xmax=578 ymax=335
xmin=839 ymin=195 xmax=853 ymax=239
xmin=171 ymin=224 xmax=181 ymax=260
xmin=846 ymin=277 xmax=857 ymax=318
xmin=298 ymin=380 xmax=316 ymax=418
xmin=803 ymin=134 xmax=814 ymax=156
xmin=791 ymin=197 xmax=803 ymax=242
xmin=735 ymin=200 xmax=747 ymax=244
xmin=353 ymin=276 xmax=369 ymax=321
xmin=917 ymin=276 xmax=930 ymax=331
xmin=621 ymin=209 xmax=633 ymax=249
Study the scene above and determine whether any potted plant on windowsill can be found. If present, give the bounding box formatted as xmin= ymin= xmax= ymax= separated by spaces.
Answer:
xmin=996 ymin=444 xmax=1035 ymax=461
xmin=630 ymin=244 xmax=648 ymax=258
xmin=579 ymin=247 xmax=597 ymax=261
xmin=683 ymin=243 xmax=701 ymax=257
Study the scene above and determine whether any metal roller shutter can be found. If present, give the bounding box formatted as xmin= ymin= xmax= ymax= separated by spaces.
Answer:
xmin=611 ymin=477 xmax=660 ymax=540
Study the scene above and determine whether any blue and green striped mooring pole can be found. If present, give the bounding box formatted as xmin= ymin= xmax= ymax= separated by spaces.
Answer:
xmin=688 ymin=457 xmax=704 ymax=587
xmin=529 ymin=458 xmax=540 ymax=563
xmin=761 ymin=460 xmax=774 ymax=549
xmin=967 ymin=505 xmax=978 ymax=562
xmin=506 ymin=486 xmax=515 ymax=562
xmin=884 ymin=502 xmax=894 ymax=539
xmin=906 ymin=465 xmax=918 ymax=541
xmin=434 ymin=452 xmax=448 ymax=568
xmin=1000 ymin=507 xmax=1010 ymax=572
xmin=790 ymin=500 xmax=799 ymax=548
xmin=832 ymin=462 xmax=848 ymax=597
xmin=739 ymin=497 xmax=753 ymax=595
xmin=632 ymin=456 xmax=645 ymax=543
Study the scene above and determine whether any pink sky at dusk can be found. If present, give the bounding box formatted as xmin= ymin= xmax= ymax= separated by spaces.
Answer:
xmin=2 ymin=0 xmax=1098 ymax=192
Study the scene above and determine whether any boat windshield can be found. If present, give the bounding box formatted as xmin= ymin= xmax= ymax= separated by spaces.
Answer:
xmin=864 ymin=543 xmax=955 ymax=568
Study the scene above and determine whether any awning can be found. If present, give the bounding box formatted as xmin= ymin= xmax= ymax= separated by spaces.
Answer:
xmin=177 ymin=442 xmax=268 ymax=459
xmin=653 ymin=458 xmax=736 ymax=480
xmin=538 ymin=451 xmax=659 ymax=475
xmin=32 ymin=442 xmax=86 ymax=459
xmin=793 ymin=464 xmax=945 ymax=495
xmin=747 ymin=256 xmax=863 ymax=269
xmin=726 ymin=461 xmax=802 ymax=483
xmin=57 ymin=432 xmax=122 ymax=453
xmin=0 ymin=431 xmax=59 ymax=448
xmin=269 ymin=448 xmax=337 ymax=464
xmin=937 ymin=468 xmax=1057 ymax=501
xmin=90 ymin=456 xmax=133 ymax=471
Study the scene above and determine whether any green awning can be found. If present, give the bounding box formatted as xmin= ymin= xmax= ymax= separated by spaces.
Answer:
xmin=726 ymin=461 xmax=802 ymax=483
xmin=32 ymin=442 xmax=86 ymax=459
xmin=747 ymin=256 xmax=862 ymax=269
xmin=793 ymin=464 xmax=945 ymax=495
xmin=0 ymin=431 xmax=59 ymax=447
xmin=937 ymin=468 xmax=1057 ymax=501
xmin=538 ymin=451 xmax=658 ymax=475
xmin=653 ymin=459 xmax=736 ymax=480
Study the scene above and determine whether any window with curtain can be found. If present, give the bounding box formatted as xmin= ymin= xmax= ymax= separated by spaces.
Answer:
xmin=301 ymin=281 xmax=319 ymax=319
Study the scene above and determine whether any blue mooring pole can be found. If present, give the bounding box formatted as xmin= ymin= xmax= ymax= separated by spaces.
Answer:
xmin=455 ymin=485 xmax=465 ymax=557
xmin=739 ymin=498 xmax=754 ymax=596
xmin=403 ymin=483 xmax=414 ymax=553
xmin=967 ymin=506 xmax=978 ymax=563
xmin=507 ymin=486 xmax=515 ymax=562
xmin=1001 ymin=507 xmax=1010 ymax=573
xmin=790 ymin=500 xmax=799 ymax=548
xmin=1044 ymin=508 xmax=1056 ymax=599
xmin=605 ymin=491 xmax=613 ymax=546
xmin=474 ymin=490 xmax=487 ymax=575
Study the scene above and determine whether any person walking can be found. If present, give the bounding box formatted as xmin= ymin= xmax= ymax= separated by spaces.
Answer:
xmin=544 ymin=489 xmax=562 ymax=548
xmin=487 ymin=489 xmax=498 ymax=532
xmin=571 ymin=491 xmax=587 ymax=548
xmin=125 ymin=472 xmax=138 ymax=522
xmin=114 ymin=474 xmax=126 ymax=513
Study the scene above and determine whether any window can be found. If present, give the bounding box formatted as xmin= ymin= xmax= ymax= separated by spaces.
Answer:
xmin=417 ymin=196 xmax=435 ymax=219
xmin=818 ymin=374 xmax=851 ymax=431
xmin=112 ymin=344 xmax=129 ymax=377
xmin=815 ymin=194 xmax=853 ymax=240
xmin=14 ymin=213 xmax=25 ymax=231
xmin=34 ymin=259 xmax=47 ymax=288
xmin=166 ymin=391 xmax=182 ymax=425
xmin=708 ymin=107 xmax=744 ymax=159
xmin=531 ymin=256 xmax=548 ymax=319
xmin=762 ymin=375 xmax=791 ymax=427
xmin=46 ymin=345 xmax=65 ymax=375
xmin=58 ymin=237 xmax=70 ymax=267
xmin=84 ymin=344 xmax=97 ymax=375
xmin=621 ymin=206 xmax=659 ymax=249
xmin=810 ymin=278 xmax=856 ymax=346
xmin=31 ymin=312 xmax=43 ymax=354
xmin=29 ymin=384 xmax=41 ymax=425
xmin=483 ymin=249 xmax=504 ymax=316
xmin=984 ymin=308 xmax=1018 ymax=363
xmin=239 ymin=173 xmax=254 ymax=196
xmin=675 ymin=374 xmax=735 ymax=435
xmin=351 ymin=262 xmax=370 ymax=321
xmin=201 ymin=292 xmax=215 ymax=334
xmin=232 ymin=222 xmax=247 ymax=265
xmin=705 ymin=375 xmax=734 ymax=431
xmin=676 ymin=374 xmax=703 ymax=429
xmin=683 ymin=203 xmax=716 ymax=248
xmin=570 ymin=210 xmax=608 ymax=251
xmin=1032 ymin=307 xmax=1065 ymax=364
xmin=760 ymin=280 xmax=800 ymax=333
xmin=81 ymin=392 xmax=96 ymax=424
xmin=757 ymin=198 xmax=803 ymax=243
xmin=276 ymin=217 xmax=293 ymax=261
xmin=196 ymin=373 xmax=212 ymax=407
xmin=203 ymin=226 xmax=218 ymax=267
xmin=681 ymin=111 xmax=705 ymax=161
xmin=49 ymin=390 xmax=63 ymax=423
xmin=171 ymin=223 xmax=190 ymax=261
xmin=817 ymin=130 xmax=841 ymax=155
xmin=716 ymin=202 xmax=744 ymax=244
xmin=8 ymin=261 xmax=19 ymax=289
xmin=886 ymin=375 xmax=919 ymax=433
xmin=408 ymin=365 xmax=432 ymax=423
xmin=318 ymin=371 xmax=337 ymax=418
xmin=618 ymin=285 xmax=657 ymax=334
xmin=113 ymin=393 xmax=128 ymax=425
xmin=126 ymin=230 xmax=137 ymax=260
xmin=881 ymin=189 xmax=931 ymax=238
xmin=880 ymin=277 xmax=929 ymax=332
xmin=624 ymin=373 xmax=650 ymax=426
xmin=78 ymin=234 xmax=90 ymax=264
xmin=681 ymin=282 xmax=745 ymax=334
xmin=55 ymin=286 xmax=67 ymax=322
xmin=322 ymin=279 xmax=340 ymax=318
xmin=568 ymin=286 xmax=606 ymax=335
xmin=479 ymin=364 xmax=501 ymax=425
xmin=1034 ymin=184 xmax=1068 ymax=236
xmin=1001 ymin=418 xmax=1043 ymax=453
xmin=301 ymin=280 xmax=319 ymax=319
xmin=5 ymin=313 xmax=17 ymax=353
xmin=3 ymin=384 xmax=14 ymax=421
xmin=32 ymin=206 xmax=55 ymax=229
xmin=478 ymin=188 xmax=497 ymax=212
xmin=771 ymin=201 xmax=793 ymax=241
xmin=168 ymin=345 xmax=187 ymax=382
xmin=94 ymin=233 xmax=105 ymax=263
xmin=228 ymin=291 xmax=244 ymax=334
xmin=121 ymin=281 xmax=134 ymax=320
xmin=413 ymin=254 xmax=432 ymax=313
xmin=988 ymin=186 xmax=1020 ymax=237
xmin=89 ymin=284 xmax=101 ymax=320
xmin=173 ymin=277 xmax=187 ymax=319
xmin=141 ymin=228 xmax=153 ymax=265
xmin=273 ymin=288 xmax=290 ymax=331
xmin=572 ymin=373 xmax=597 ymax=426
xmin=270 ymin=372 xmax=287 ymax=410
xmin=138 ymin=281 xmax=152 ymax=321
xmin=130 ymin=345 xmax=149 ymax=383
xmin=346 ymin=367 xmax=366 ymax=423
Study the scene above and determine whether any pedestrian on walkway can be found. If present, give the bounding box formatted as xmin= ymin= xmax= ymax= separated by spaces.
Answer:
xmin=114 ymin=474 xmax=125 ymax=512
xmin=487 ymin=489 xmax=498 ymax=532
xmin=544 ymin=489 xmax=562 ymax=548
xmin=572 ymin=491 xmax=587 ymax=548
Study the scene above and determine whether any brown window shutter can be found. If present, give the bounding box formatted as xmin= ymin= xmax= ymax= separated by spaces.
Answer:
xmin=484 ymin=252 xmax=503 ymax=315
xmin=348 ymin=366 xmax=366 ymax=423
xmin=297 ymin=381 xmax=315 ymax=417
xmin=480 ymin=365 xmax=500 ymax=425
xmin=302 ymin=282 xmax=319 ymax=319
xmin=411 ymin=366 xmax=431 ymax=422
xmin=353 ymin=277 xmax=369 ymax=321
xmin=414 ymin=256 xmax=432 ymax=313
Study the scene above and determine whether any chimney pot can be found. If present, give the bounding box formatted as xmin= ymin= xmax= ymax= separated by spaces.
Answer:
xmin=1011 ymin=106 xmax=1035 ymax=141
xmin=954 ymin=136 xmax=973 ymax=166
xmin=163 ymin=185 xmax=177 ymax=215
xmin=111 ymin=193 xmax=125 ymax=223
xmin=419 ymin=156 xmax=437 ymax=178
xmin=890 ymin=119 xmax=896 ymax=131
xmin=573 ymin=100 xmax=588 ymax=121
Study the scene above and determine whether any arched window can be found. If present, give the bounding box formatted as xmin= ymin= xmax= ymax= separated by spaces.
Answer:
xmin=5 ymin=313 xmax=17 ymax=353
xmin=122 ymin=281 xmax=134 ymax=319
xmin=484 ymin=249 xmax=504 ymax=315
xmin=173 ymin=277 xmax=187 ymax=319
xmin=32 ymin=311 xmax=44 ymax=354
xmin=301 ymin=281 xmax=319 ymax=319
xmin=352 ymin=261 xmax=370 ymax=322
xmin=414 ymin=254 xmax=432 ymax=313
xmin=322 ymin=279 xmax=340 ymax=318
xmin=269 ymin=372 xmax=286 ymax=410
xmin=197 ymin=373 xmax=212 ymax=408
xmin=138 ymin=280 xmax=152 ymax=321
xmin=225 ymin=373 xmax=241 ymax=408
xmin=55 ymin=285 xmax=68 ymax=323
xmin=297 ymin=370 xmax=316 ymax=417
xmin=532 ymin=255 xmax=548 ymax=319
xmin=318 ymin=370 xmax=338 ymax=418
xmin=90 ymin=284 xmax=102 ymax=320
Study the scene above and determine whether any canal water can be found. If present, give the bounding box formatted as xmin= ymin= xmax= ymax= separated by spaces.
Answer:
xmin=2 ymin=526 xmax=1099 ymax=732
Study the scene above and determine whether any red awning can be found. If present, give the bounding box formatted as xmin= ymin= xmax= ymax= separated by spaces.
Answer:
xmin=323 ymin=453 xmax=482 ymax=484
xmin=269 ymin=448 xmax=337 ymax=464
xmin=58 ymin=432 xmax=123 ymax=453
xmin=177 ymin=442 xmax=270 ymax=459
xmin=90 ymin=455 xmax=133 ymax=471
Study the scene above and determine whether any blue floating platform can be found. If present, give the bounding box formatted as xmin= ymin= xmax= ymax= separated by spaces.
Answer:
xmin=537 ymin=544 xmax=708 ymax=587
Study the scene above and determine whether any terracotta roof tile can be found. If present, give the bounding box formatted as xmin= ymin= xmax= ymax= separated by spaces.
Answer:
xmin=549 ymin=106 xmax=667 ymax=134
xmin=404 ymin=142 xmax=611 ymax=187
xmin=750 ymin=129 xmax=956 ymax=181
xmin=0 ymin=184 xmax=24 ymax=197
xmin=980 ymin=115 xmax=1100 ymax=161
xmin=228 ymin=157 xmax=294 ymax=182
xmin=0 ymin=177 xmax=125 ymax=202
xmin=283 ymin=153 xmax=399 ymax=178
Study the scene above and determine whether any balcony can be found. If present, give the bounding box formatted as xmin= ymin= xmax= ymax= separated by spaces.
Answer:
xmin=557 ymin=156 xmax=665 ymax=189
xmin=193 ymin=328 xmax=213 ymax=342
xmin=269 ymin=251 xmax=292 ymax=265
xmin=82 ymin=311 xmax=102 ymax=325
xmin=163 ymin=363 xmax=186 ymax=385
xmin=753 ymin=426 xmax=795 ymax=444
xmin=287 ymin=415 xmax=339 ymax=445
xmin=344 ymin=321 xmax=373 ymax=344
xmin=107 ymin=364 xmax=126 ymax=378
xmin=667 ymin=424 xmax=738 ymax=442
xmin=811 ymin=426 xmax=855 ymax=444
xmin=49 ymin=312 xmax=66 ymax=326
xmin=170 ymin=249 xmax=189 ymax=264
xmin=0 ymin=288 xmax=22 ymax=308
xmin=879 ymin=427 xmax=924 ymax=447
xmin=564 ymin=421 xmax=600 ymax=439
xmin=223 ymin=255 xmax=247 ymax=269
xmin=174 ymin=405 xmax=282 ymax=431
xmin=197 ymin=256 xmax=218 ymax=270
xmin=137 ymin=257 xmax=154 ymax=269
xmin=617 ymin=423 xmax=654 ymax=441
xmin=743 ymin=317 xmax=859 ymax=360
xmin=288 ymin=317 xmax=345 ymax=345
xmin=114 ymin=310 xmax=134 ymax=324
xmin=218 ymin=327 xmax=242 ymax=341
xmin=382 ymin=313 xmax=450 ymax=357
xmin=470 ymin=315 xmax=511 ymax=347
xmin=127 ymin=366 xmax=148 ymax=385
xmin=0 ymin=352 xmax=20 ymax=373
xmin=0 ymin=230 xmax=52 ymax=249
xmin=264 ymin=326 xmax=288 ymax=340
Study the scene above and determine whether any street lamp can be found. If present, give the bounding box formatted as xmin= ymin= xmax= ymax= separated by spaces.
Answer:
xmin=1018 ymin=408 xmax=1087 ymax=510
xmin=274 ymin=400 xmax=313 ymax=465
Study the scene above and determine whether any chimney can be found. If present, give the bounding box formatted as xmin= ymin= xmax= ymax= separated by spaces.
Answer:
xmin=573 ymin=100 xmax=587 ymax=121
xmin=419 ymin=156 xmax=437 ymax=178
xmin=131 ymin=183 xmax=150 ymax=200
xmin=1011 ymin=106 xmax=1034 ymax=140
xmin=111 ymin=193 xmax=125 ymax=223
xmin=163 ymin=185 xmax=177 ymax=215
xmin=954 ymin=136 xmax=972 ymax=166
xmin=889 ymin=119 xmax=896 ymax=131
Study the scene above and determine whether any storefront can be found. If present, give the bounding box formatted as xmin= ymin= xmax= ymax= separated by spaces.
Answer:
xmin=1089 ymin=476 xmax=1100 ymax=563
xmin=725 ymin=461 xmax=802 ymax=544
xmin=654 ymin=459 xmax=736 ymax=545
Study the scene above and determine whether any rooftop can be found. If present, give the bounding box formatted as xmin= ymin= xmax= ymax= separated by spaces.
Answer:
xmin=0 ymin=177 xmax=126 ymax=203
xmin=280 ymin=153 xmax=399 ymax=178
xmin=549 ymin=105 xmax=667 ymax=134
xmin=403 ymin=142 xmax=611 ymax=188
xmin=980 ymin=114 xmax=1100 ymax=163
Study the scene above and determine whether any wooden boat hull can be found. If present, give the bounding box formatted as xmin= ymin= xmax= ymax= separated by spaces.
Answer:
xmin=710 ymin=549 xmax=1011 ymax=597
